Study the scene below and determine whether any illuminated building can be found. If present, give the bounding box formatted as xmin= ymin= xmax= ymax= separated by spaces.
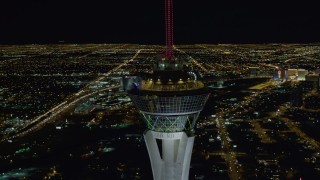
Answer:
xmin=129 ymin=61 xmax=210 ymax=180
xmin=121 ymin=76 xmax=141 ymax=91
xmin=286 ymin=69 xmax=298 ymax=80
xmin=273 ymin=69 xmax=280 ymax=80
xmin=281 ymin=68 xmax=287 ymax=80
xmin=128 ymin=0 xmax=209 ymax=179
xmin=249 ymin=67 xmax=259 ymax=77
xmin=297 ymin=69 xmax=308 ymax=81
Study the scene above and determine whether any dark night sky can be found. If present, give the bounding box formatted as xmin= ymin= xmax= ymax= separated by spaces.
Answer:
xmin=0 ymin=0 xmax=319 ymax=44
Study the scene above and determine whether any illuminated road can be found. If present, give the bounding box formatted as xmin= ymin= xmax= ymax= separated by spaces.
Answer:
xmin=263 ymin=88 xmax=320 ymax=152
xmin=1 ymin=49 xmax=143 ymax=142
xmin=275 ymin=106 xmax=320 ymax=151
xmin=280 ymin=117 xmax=320 ymax=151
xmin=215 ymin=117 xmax=241 ymax=180
xmin=250 ymin=120 xmax=275 ymax=144
xmin=102 ymin=49 xmax=142 ymax=77
xmin=2 ymin=86 xmax=120 ymax=142
xmin=216 ymin=100 xmax=265 ymax=179
xmin=280 ymin=116 xmax=320 ymax=150
xmin=211 ymin=78 xmax=279 ymax=179
xmin=174 ymin=47 xmax=209 ymax=73
xmin=175 ymin=46 xmax=242 ymax=179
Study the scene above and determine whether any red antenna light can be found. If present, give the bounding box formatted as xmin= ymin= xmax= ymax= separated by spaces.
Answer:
xmin=165 ymin=0 xmax=174 ymax=60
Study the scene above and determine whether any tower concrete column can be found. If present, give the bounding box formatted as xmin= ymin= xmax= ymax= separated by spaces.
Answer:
xmin=144 ymin=131 xmax=194 ymax=180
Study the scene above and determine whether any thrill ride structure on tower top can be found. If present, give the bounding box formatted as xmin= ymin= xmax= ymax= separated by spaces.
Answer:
xmin=128 ymin=0 xmax=210 ymax=180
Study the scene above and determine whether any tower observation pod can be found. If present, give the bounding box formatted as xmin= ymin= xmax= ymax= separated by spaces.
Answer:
xmin=128 ymin=1 xmax=210 ymax=180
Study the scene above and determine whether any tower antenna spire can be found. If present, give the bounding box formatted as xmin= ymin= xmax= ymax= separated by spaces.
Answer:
xmin=165 ymin=0 xmax=174 ymax=60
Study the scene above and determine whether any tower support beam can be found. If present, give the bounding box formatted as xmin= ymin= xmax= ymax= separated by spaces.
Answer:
xmin=144 ymin=131 xmax=194 ymax=180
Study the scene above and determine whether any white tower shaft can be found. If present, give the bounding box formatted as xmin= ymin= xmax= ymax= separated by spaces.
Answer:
xmin=144 ymin=131 xmax=194 ymax=180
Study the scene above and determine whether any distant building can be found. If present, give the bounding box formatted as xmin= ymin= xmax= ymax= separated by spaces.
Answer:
xmin=273 ymin=69 xmax=281 ymax=80
xmin=305 ymin=74 xmax=319 ymax=81
xmin=305 ymin=74 xmax=320 ymax=90
xmin=286 ymin=69 xmax=298 ymax=80
xmin=209 ymin=80 xmax=226 ymax=89
xmin=297 ymin=69 xmax=308 ymax=81
xmin=249 ymin=67 xmax=259 ymax=77
xmin=280 ymin=68 xmax=287 ymax=80
xmin=74 ymin=102 xmax=94 ymax=114
xmin=120 ymin=76 xmax=141 ymax=91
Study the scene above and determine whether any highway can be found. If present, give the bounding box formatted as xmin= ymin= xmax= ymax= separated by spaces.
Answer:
xmin=2 ymin=85 xmax=120 ymax=142
xmin=1 ymin=49 xmax=143 ymax=142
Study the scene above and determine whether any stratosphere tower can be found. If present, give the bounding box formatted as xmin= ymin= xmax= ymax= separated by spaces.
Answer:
xmin=128 ymin=0 xmax=210 ymax=179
